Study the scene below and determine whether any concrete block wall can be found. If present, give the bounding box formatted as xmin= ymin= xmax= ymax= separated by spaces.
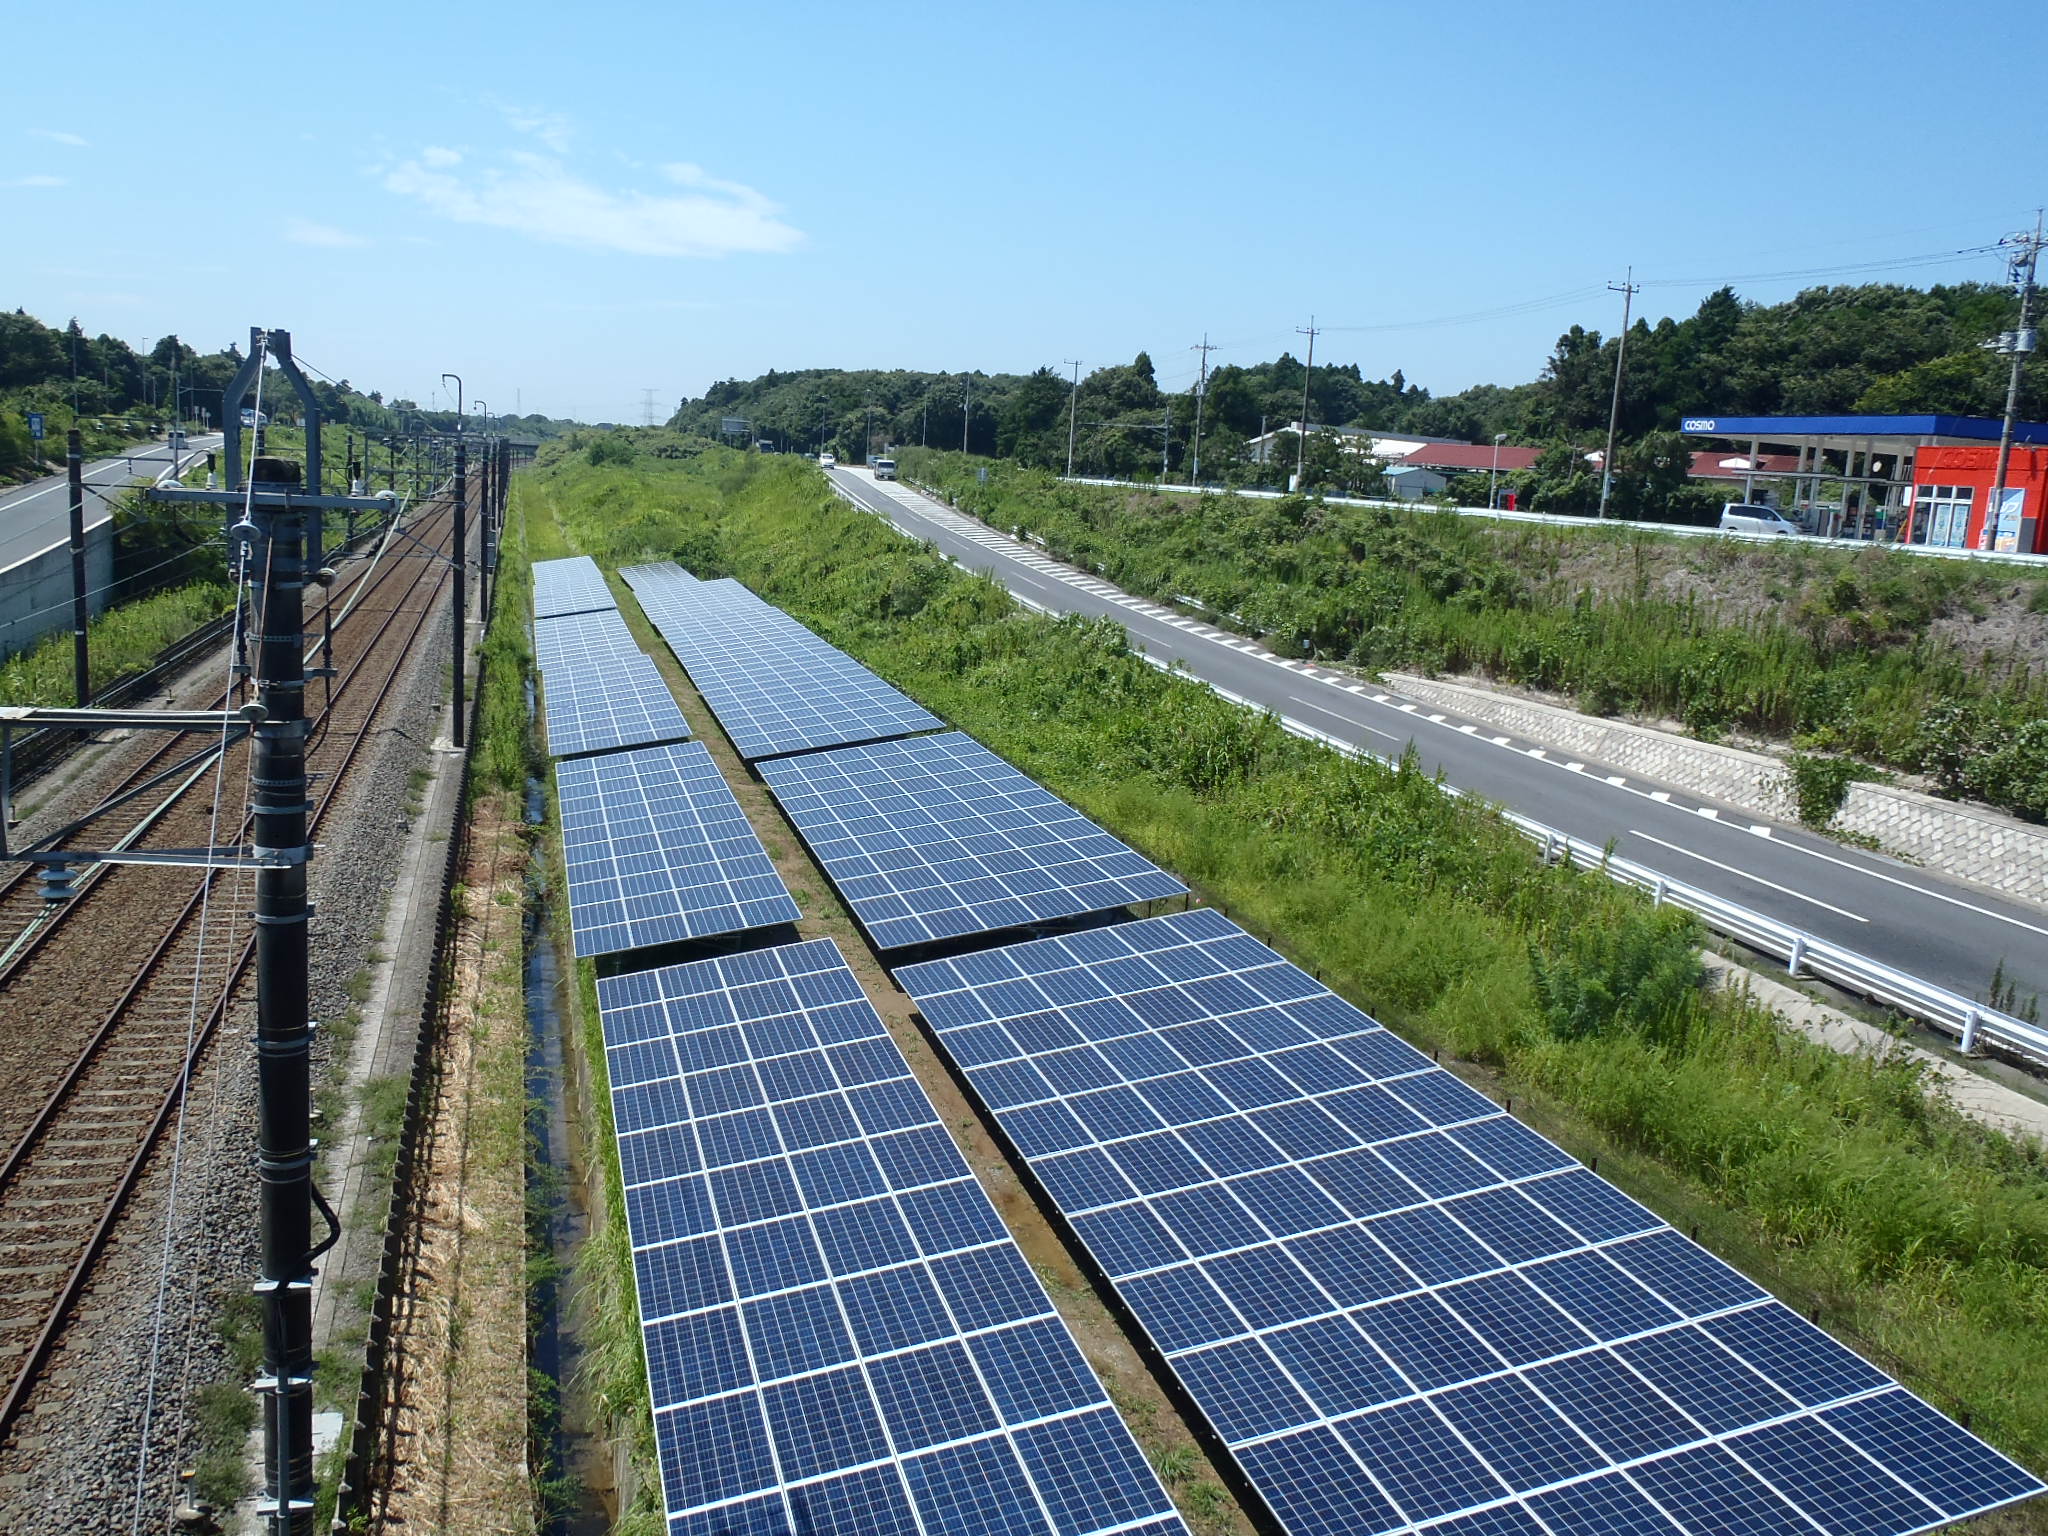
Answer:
xmin=0 ymin=519 xmax=116 ymax=662
xmin=1382 ymin=671 xmax=2048 ymax=908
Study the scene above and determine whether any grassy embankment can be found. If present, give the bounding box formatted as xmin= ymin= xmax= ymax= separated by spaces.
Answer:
xmin=900 ymin=450 xmax=2048 ymax=826
xmin=524 ymin=441 xmax=2048 ymax=1491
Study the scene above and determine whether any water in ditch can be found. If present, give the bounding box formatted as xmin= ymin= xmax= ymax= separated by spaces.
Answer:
xmin=525 ymin=770 xmax=610 ymax=1535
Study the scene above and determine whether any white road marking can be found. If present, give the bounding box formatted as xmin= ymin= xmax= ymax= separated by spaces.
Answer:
xmin=1755 ymin=828 xmax=2048 ymax=938
xmin=1629 ymin=831 xmax=1869 ymax=922
xmin=1697 ymin=807 xmax=1719 ymax=819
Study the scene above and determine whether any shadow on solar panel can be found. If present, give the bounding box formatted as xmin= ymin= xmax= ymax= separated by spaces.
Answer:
xmin=895 ymin=909 xmax=2045 ymax=1536
xmin=593 ymin=936 xmax=1194 ymax=1536
xmin=758 ymin=732 xmax=1186 ymax=953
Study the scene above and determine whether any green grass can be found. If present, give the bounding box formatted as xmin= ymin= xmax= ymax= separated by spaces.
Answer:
xmin=526 ymin=442 xmax=2048 ymax=1482
xmin=0 ymin=579 xmax=232 ymax=703
xmin=898 ymin=448 xmax=2048 ymax=823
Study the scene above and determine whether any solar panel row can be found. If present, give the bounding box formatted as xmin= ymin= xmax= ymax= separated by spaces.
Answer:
xmin=595 ymin=938 xmax=1192 ymax=1536
xmin=621 ymin=559 xmax=700 ymax=596
xmin=532 ymin=606 xmax=639 ymax=679
xmin=759 ymin=732 xmax=1186 ymax=950
xmin=532 ymin=553 xmax=619 ymax=619
xmin=631 ymin=578 xmax=944 ymax=761
xmin=539 ymin=651 xmax=693 ymax=760
xmin=557 ymin=741 xmax=800 ymax=957
xmin=896 ymin=909 xmax=2043 ymax=1536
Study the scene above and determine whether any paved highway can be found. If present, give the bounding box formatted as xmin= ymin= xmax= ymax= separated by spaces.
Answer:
xmin=828 ymin=466 xmax=2048 ymax=1015
xmin=0 ymin=435 xmax=221 ymax=572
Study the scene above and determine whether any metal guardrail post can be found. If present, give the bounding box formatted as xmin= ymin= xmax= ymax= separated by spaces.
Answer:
xmin=1787 ymin=935 xmax=1806 ymax=978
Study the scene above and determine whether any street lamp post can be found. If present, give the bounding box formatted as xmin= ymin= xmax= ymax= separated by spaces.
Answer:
xmin=441 ymin=373 xmax=464 ymax=433
xmin=1490 ymin=433 xmax=1507 ymax=509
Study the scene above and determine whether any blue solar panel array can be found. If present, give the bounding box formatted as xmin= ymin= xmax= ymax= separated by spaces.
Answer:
xmin=621 ymin=559 xmax=700 ymax=597
xmin=596 ymin=938 xmax=1192 ymax=1536
xmin=630 ymin=578 xmax=944 ymax=761
xmin=758 ymin=732 xmax=1187 ymax=950
xmin=896 ymin=909 xmax=2043 ymax=1536
xmin=540 ymin=652 xmax=694 ymax=760
xmin=557 ymin=741 xmax=800 ymax=957
xmin=533 ymin=606 xmax=639 ymax=679
xmin=532 ymin=554 xmax=620 ymax=619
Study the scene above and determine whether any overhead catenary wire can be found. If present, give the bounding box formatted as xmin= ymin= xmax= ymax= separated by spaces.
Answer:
xmin=128 ymin=337 xmax=271 ymax=1533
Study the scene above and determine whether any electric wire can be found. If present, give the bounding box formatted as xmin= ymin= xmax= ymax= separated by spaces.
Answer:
xmin=129 ymin=338 xmax=270 ymax=1532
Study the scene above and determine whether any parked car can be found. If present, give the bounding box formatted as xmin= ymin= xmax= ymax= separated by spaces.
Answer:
xmin=1718 ymin=503 xmax=1802 ymax=536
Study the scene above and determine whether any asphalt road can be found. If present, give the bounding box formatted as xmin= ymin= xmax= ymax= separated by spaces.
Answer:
xmin=0 ymin=435 xmax=221 ymax=572
xmin=828 ymin=466 xmax=2048 ymax=1013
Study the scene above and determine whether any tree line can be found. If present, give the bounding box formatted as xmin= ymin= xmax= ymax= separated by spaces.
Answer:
xmin=665 ymin=278 xmax=2041 ymax=517
xmin=1 ymin=308 xmax=582 ymax=477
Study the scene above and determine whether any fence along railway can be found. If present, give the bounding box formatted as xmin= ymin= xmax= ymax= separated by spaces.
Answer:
xmin=0 ymin=324 xmax=508 ymax=1533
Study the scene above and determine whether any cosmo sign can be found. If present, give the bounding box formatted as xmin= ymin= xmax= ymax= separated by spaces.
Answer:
xmin=1681 ymin=418 xmax=1718 ymax=432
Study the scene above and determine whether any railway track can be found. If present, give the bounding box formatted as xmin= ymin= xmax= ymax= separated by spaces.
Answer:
xmin=0 ymin=492 xmax=469 ymax=1443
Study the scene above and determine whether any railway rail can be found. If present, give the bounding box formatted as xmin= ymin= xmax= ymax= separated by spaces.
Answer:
xmin=0 ymin=491 xmax=469 ymax=1445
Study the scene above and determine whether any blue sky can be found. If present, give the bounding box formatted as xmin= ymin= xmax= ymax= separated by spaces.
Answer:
xmin=4 ymin=0 xmax=2041 ymax=423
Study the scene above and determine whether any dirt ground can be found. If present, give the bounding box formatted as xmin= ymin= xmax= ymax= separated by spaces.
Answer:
xmin=370 ymin=794 xmax=533 ymax=1535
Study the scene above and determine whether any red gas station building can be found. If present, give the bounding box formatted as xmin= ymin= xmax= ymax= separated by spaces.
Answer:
xmin=1677 ymin=414 xmax=2048 ymax=553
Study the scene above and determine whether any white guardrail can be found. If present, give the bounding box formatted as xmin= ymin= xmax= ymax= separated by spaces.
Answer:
xmin=1058 ymin=476 xmax=2048 ymax=568
xmin=830 ymin=474 xmax=2048 ymax=1067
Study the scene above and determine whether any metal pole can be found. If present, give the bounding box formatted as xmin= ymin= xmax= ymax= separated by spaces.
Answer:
xmin=1491 ymin=433 xmax=1506 ymax=510
xmin=247 ymin=454 xmax=316 ymax=1536
xmin=66 ymin=430 xmax=90 ymax=708
xmin=1597 ymin=268 xmax=1639 ymax=519
xmin=1989 ymin=213 xmax=2043 ymax=551
xmin=1190 ymin=337 xmax=1214 ymax=486
xmin=1161 ymin=400 xmax=1172 ymax=481
xmin=961 ymin=376 xmax=971 ymax=454
xmin=1295 ymin=318 xmax=1317 ymax=491
xmin=1062 ymin=360 xmax=1081 ymax=478
xmin=453 ymin=442 xmax=468 ymax=749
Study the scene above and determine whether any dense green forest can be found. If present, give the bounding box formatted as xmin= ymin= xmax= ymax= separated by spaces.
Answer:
xmin=0 ymin=307 xmax=583 ymax=478
xmin=668 ymin=279 xmax=2041 ymax=516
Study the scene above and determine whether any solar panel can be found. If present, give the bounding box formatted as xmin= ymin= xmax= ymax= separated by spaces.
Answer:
xmin=540 ymin=651 xmax=694 ymax=760
xmin=532 ymin=554 xmax=619 ymax=619
xmin=896 ymin=910 xmax=2044 ymax=1536
xmin=533 ymin=607 xmax=640 ymax=678
xmin=757 ymin=732 xmax=1187 ymax=951
xmin=632 ymin=581 xmax=944 ymax=760
xmin=621 ymin=559 xmax=700 ymax=596
xmin=556 ymin=741 xmax=800 ymax=957
xmin=594 ymin=937 xmax=1193 ymax=1536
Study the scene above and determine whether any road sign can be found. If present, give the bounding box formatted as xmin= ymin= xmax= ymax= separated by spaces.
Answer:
xmin=719 ymin=416 xmax=748 ymax=436
xmin=25 ymin=413 xmax=44 ymax=442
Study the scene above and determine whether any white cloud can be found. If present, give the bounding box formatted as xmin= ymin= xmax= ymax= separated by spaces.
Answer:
xmin=420 ymin=145 xmax=462 ymax=168
xmin=382 ymin=150 xmax=801 ymax=259
xmin=28 ymin=128 xmax=87 ymax=147
xmin=5 ymin=175 xmax=65 ymax=188
xmin=494 ymin=101 xmax=573 ymax=154
xmin=285 ymin=218 xmax=369 ymax=247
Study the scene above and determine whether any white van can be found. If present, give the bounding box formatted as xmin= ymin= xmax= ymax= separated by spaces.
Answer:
xmin=1718 ymin=503 xmax=1801 ymax=537
xmin=872 ymin=457 xmax=897 ymax=481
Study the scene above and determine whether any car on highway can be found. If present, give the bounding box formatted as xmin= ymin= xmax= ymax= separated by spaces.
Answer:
xmin=873 ymin=456 xmax=897 ymax=480
xmin=819 ymin=453 xmax=837 ymax=468
xmin=1718 ymin=503 xmax=1802 ymax=536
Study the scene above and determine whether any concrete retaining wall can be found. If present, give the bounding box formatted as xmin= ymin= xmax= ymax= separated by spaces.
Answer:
xmin=0 ymin=518 xmax=117 ymax=662
xmin=1383 ymin=671 xmax=2048 ymax=908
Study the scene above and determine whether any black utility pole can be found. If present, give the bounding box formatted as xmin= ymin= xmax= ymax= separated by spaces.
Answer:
xmin=245 ymin=453 xmax=318 ymax=1536
xmin=452 ymin=441 xmax=467 ymax=748
xmin=66 ymin=429 xmax=90 ymax=707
